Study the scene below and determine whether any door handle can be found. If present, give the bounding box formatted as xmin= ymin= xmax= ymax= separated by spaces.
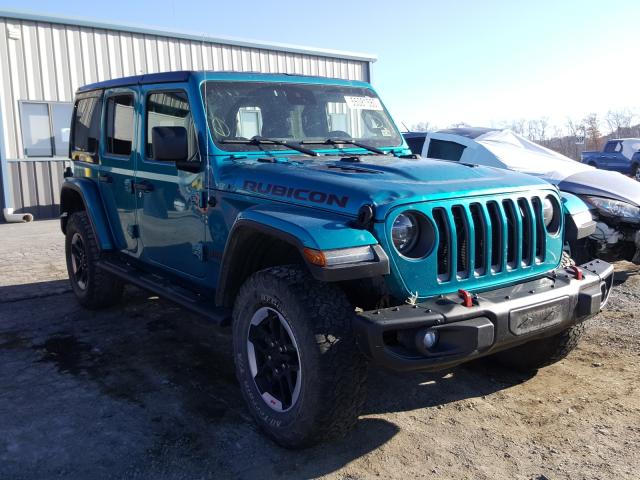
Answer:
xmin=98 ymin=174 xmax=112 ymax=183
xmin=133 ymin=181 xmax=154 ymax=192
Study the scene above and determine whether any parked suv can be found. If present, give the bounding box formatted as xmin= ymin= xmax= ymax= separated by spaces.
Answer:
xmin=61 ymin=71 xmax=613 ymax=448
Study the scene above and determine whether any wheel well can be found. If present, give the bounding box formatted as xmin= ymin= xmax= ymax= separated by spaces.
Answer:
xmin=217 ymin=228 xmax=305 ymax=308
xmin=588 ymin=162 xmax=597 ymax=167
xmin=60 ymin=188 xmax=86 ymax=233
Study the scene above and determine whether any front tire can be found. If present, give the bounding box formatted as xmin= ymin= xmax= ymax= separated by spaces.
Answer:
xmin=232 ymin=265 xmax=367 ymax=448
xmin=65 ymin=211 xmax=123 ymax=309
xmin=492 ymin=323 xmax=585 ymax=372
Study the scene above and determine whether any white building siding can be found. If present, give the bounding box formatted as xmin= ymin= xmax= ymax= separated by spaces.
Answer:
xmin=0 ymin=13 xmax=373 ymax=218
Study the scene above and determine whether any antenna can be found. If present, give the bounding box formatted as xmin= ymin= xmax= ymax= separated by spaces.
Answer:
xmin=401 ymin=121 xmax=410 ymax=132
xmin=202 ymin=34 xmax=211 ymax=216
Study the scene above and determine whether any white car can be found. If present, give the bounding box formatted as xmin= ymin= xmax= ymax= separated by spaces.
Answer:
xmin=404 ymin=128 xmax=640 ymax=263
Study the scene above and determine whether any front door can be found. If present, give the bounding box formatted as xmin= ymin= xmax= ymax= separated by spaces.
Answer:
xmin=135 ymin=87 xmax=207 ymax=279
xmin=99 ymin=89 xmax=138 ymax=252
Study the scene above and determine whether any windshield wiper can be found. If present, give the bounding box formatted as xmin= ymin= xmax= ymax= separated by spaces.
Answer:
xmin=221 ymin=136 xmax=319 ymax=157
xmin=302 ymin=138 xmax=386 ymax=155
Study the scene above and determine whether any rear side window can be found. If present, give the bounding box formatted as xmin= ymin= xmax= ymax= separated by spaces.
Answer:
xmin=146 ymin=91 xmax=198 ymax=161
xmin=604 ymin=141 xmax=621 ymax=153
xmin=405 ymin=136 xmax=426 ymax=155
xmin=105 ymin=95 xmax=135 ymax=156
xmin=72 ymin=96 xmax=102 ymax=157
xmin=427 ymin=139 xmax=466 ymax=161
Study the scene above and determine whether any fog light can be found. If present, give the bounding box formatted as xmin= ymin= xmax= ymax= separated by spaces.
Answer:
xmin=422 ymin=329 xmax=439 ymax=350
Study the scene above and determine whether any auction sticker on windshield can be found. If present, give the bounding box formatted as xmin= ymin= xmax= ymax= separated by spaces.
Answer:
xmin=344 ymin=96 xmax=383 ymax=110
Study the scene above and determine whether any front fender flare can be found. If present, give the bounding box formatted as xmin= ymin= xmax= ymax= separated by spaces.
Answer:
xmin=215 ymin=204 xmax=388 ymax=307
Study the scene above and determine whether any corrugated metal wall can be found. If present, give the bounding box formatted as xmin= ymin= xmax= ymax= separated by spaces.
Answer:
xmin=0 ymin=14 xmax=371 ymax=218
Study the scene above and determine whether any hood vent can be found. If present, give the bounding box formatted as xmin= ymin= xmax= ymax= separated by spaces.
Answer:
xmin=325 ymin=164 xmax=383 ymax=174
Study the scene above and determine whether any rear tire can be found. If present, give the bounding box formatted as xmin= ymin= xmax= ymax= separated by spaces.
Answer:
xmin=232 ymin=265 xmax=367 ymax=448
xmin=492 ymin=323 xmax=585 ymax=372
xmin=65 ymin=211 xmax=123 ymax=309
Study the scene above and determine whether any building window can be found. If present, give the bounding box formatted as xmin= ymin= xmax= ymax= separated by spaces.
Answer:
xmin=236 ymin=107 xmax=262 ymax=139
xmin=19 ymin=101 xmax=73 ymax=157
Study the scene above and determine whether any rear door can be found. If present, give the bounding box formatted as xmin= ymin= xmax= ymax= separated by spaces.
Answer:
xmin=135 ymin=86 xmax=207 ymax=279
xmin=98 ymin=88 xmax=139 ymax=252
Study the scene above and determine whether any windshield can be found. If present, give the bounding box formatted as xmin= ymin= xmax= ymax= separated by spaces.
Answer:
xmin=201 ymin=81 xmax=402 ymax=152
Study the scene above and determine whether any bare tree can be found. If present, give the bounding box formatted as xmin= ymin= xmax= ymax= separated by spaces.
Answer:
xmin=410 ymin=121 xmax=435 ymax=132
xmin=509 ymin=119 xmax=526 ymax=136
xmin=605 ymin=109 xmax=635 ymax=137
xmin=583 ymin=113 xmax=602 ymax=151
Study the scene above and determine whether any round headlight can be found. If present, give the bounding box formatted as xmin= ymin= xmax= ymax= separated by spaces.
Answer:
xmin=392 ymin=212 xmax=419 ymax=254
xmin=543 ymin=197 xmax=554 ymax=227
xmin=543 ymin=195 xmax=561 ymax=234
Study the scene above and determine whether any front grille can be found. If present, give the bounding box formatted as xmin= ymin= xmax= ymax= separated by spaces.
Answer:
xmin=435 ymin=196 xmax=547 ymax=282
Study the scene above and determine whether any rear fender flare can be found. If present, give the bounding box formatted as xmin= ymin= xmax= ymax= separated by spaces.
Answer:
xmin=60 ymin=178 xmax=115 ymax=251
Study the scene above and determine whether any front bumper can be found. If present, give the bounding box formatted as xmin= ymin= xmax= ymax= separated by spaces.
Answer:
xmin=354 ymin=260 xmax=614 ymax=372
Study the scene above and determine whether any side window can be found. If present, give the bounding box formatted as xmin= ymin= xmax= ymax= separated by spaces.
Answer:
xmin=427 ymin=139 xmax=466 ymax=161
xmin=72 ymin=96 xmax=102 ymax=157
xmin=405 ymin=136 xmax=426 ymax=155
xmin=105 ymin=94 xmax=134 ymax=156
xmin=146 ymin=91 xmax=197 ymax=160
xmin=614 ymin=142 xmax=623 ymax=153
xmin=604 ymin=141 xmax=619 ymax=153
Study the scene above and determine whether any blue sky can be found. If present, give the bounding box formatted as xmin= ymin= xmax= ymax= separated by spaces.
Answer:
xmin=2 ymin=0 xmax=639 ymax=131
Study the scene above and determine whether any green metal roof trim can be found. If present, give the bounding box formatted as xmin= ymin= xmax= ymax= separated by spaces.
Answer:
xmin=0 ymin=9 xmax=377 ymax=63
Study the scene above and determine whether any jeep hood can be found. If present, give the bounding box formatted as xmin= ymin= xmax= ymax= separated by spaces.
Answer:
xmin=219 ymin=155 xmax=553 ymax=218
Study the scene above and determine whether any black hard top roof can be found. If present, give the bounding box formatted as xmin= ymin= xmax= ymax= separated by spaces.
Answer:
xmin=77 ymin=71 xmax=192 ymax=93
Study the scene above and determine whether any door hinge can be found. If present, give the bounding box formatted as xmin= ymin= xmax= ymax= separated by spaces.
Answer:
xmin=127 ymin=224 xmax=139 ymax=239
xmin=192 ymin=242 xmax=206 ymax=261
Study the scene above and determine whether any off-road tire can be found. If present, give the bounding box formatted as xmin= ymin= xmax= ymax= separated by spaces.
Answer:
xmin=493 ymin=323 xmax=585 ymax=372
xmin=65 ymin=211 xmax=123 ymax=309
xmin=494 ymin=251 xmax=583 ymax=371
xmin=232 ymin=265 xmax=367 ymax=448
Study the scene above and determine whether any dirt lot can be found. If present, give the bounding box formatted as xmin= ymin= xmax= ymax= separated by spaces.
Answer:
xmin=0 ymin=220 xmax=638 ymax=480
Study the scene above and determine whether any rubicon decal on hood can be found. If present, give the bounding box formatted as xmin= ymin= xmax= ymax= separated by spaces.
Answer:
xmin=243 ymin=180 xmax=349 ymax=208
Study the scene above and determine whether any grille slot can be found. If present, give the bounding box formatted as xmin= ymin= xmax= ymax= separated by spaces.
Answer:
xmin=518 ymin=198 xmax=534 ymax=266
xmin=502 ymin=200 xmax=518 ymax=268
xmin=433 ymin=208 xmax=450 ymax=281
xmin=531 ymin=197 xmax=545 ymax=260
xmin=431 ymin=195 xmax=548 ymax=283
xmin=469 ymin=203 xmax=486 ymax=275
xmin=487 ymin=201 xmax=503 ymax=272
xmin=452 ymin=205 xmax=469 ymax=278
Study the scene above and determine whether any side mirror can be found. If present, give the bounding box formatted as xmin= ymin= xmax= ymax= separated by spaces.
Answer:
xmin=152 ymin=126 xmax=201 ymax=173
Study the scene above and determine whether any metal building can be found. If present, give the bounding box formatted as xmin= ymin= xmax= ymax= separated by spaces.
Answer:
xmin=0 ymin=10 xmax=376 ymax=221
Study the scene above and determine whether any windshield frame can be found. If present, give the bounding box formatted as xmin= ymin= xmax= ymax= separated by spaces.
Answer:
xmin=199 ymin=79 xmax=404 ymax=155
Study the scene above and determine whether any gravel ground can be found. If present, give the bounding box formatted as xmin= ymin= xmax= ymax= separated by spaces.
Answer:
xmin=0 ymin=220 xmax=638 ymax=480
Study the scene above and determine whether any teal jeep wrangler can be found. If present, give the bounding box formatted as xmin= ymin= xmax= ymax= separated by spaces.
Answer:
xmin=60 ymin=71 xmax=613 ymax=448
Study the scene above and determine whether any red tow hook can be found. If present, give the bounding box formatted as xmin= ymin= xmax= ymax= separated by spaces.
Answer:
xmin=458 ymin=289 xmax=474 ymax=307
xmin=569 ymin=265 xmax=583 ymax=280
